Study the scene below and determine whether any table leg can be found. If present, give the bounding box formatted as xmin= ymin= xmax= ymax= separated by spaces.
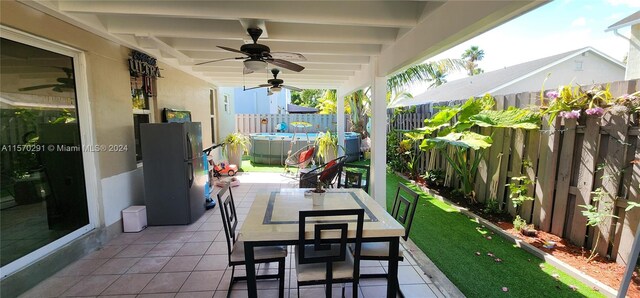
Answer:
xmin=244 ymin=241 xmax=258 ymax=298
xmin=387 ymin=237 xmax=400 ymax=298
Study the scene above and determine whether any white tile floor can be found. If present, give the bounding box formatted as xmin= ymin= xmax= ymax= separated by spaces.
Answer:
xmin=21 ymin=172 xmax=445 ymax=298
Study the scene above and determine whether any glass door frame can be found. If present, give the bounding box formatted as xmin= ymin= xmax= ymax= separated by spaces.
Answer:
xmin=0 ymin=26 xmax=100 ymax=278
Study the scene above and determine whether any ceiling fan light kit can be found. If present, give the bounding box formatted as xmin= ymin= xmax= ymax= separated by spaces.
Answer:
xmin=270 ymin=86 xmax=282 ymax=93
xmin=244 ymin=59 xmax=267 ymax=71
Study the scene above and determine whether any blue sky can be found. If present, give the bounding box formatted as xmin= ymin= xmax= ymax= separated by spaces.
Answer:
xmin=426 ymin=0 xmax=637 ymax=82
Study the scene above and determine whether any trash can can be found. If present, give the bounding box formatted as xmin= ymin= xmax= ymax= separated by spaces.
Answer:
xmin=122 ymin=206 xmax=147 ymax=232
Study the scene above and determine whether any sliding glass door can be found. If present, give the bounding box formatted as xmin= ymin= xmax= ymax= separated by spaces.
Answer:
xmin=0 ymin=37 xmax=90 ymax=271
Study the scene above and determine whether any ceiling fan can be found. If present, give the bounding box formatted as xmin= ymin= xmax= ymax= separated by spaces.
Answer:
xmin=244 ymin=68 xmax=302 ymax=95
xmin=195 ymin=28 xmax=306 ymax=74
xmin=18 ymin=67 xmax=74 ymax=92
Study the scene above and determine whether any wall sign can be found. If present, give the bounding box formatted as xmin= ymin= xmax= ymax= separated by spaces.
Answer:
xmin=128 ymin=50 xmax=161 ymax=78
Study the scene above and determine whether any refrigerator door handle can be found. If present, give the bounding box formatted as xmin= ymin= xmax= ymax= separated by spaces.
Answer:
xmin=187 ymin=161 xmax=194 ymax=187
xmin=186 ymin=132 xmax=193 ymax=160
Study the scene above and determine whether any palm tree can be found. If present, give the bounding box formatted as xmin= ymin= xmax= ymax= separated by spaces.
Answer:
xmin=386 ymin=58 xmax=465 ymax=95
xmin=461 ymin=46 xmax=485 ymax=76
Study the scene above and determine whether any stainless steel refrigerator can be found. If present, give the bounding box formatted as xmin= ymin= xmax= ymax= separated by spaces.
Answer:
xmin=140 ymin=122 xmax=206 ymax=225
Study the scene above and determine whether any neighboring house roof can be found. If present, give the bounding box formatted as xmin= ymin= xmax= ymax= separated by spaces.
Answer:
xmin=392 ymin=47 xmax=625 ymax=107
xmin=287 ymin=103 xmax=318 ymax=114
xmin=606 ymin=10 xmax=640 ymax=31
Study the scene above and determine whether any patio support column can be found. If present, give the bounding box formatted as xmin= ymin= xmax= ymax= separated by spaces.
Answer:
xmin=370 ymin=59 xmax=387 ymax=207
xmin=336 ymin=89 xmax=346 ymax=157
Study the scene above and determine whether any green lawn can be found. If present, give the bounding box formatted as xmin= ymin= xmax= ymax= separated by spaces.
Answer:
xmin=241 ymin=157 xmax=603 ymax=297
xmin=386 ymin=172 xmax=604 ymax=298
xmin=239 ymin=155 xmax=286 ymax=173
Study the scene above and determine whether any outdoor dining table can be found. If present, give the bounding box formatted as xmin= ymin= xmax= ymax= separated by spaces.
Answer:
xmin=240 ymin=188 xmax=405 ymax=298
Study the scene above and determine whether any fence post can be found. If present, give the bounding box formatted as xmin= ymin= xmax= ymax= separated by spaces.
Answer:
xmin=534 ymin=117 xmax=561 ymax=232
xmin=597 ymin=112 xmax=630 ymax=258
xmin=551 ymin=118 xmax=577 ymax=236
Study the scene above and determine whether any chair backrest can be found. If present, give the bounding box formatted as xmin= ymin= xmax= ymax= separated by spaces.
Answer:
xmin=216 ymin=184 xmax=239 ymax=261
xmin=391 ymin=183 xmax=420 ymax=241
xmin=318 ymin=156 xmax=347 ymax=187
xmin=337 ymin=163 xmax=370 ymax=193
xmin=298 ymin=209 xmax=364 ymax=282
xmin=298 ymin=146 xmax=315 ymax=163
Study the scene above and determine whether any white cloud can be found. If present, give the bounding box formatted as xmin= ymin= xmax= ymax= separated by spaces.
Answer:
xmin=607 ymin=0 xmax=640 ymax=8
xmin=571 ymin=17 xmax=587 ymax=27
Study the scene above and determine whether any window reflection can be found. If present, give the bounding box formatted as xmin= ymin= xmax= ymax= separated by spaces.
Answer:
xmin=0 ymin=38 xmax=88 ymax=267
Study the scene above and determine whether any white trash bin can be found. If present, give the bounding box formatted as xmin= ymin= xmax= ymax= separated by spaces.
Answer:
xmin=122 ymin=206 xmax=147 ymax=232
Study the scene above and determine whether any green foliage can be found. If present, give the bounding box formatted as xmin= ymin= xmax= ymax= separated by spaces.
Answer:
xmin=461 ymin=46 xmax=485 ymax=77
xmin=579 ymin=186 xmax=618 ymax=262
xmin=386 ymin=130 xmax=406 ymax=173
xmin=345 ymin=89 xmax=370 ymax=138
xmin=507 ymin=176 xmax=534 ymax=212
xmin=542 ymin=84 xmax=614 ymax=123
xmin=315 ymin=89 xmax=338 ymax=114
xmin=423 ymin=131 xmax=493 ymax=150
xmin=483 ymin=198 xmax=501 ymax=214
xmin=421 ymin=169 xmax=445 ymax=187
xmin=470 ymin=109 xmax=541 ymax=130
xmin=416 ymin=94 xmax=540 ymax=201
xmin=223 ymin=132 xmax=251 ymax=156
xmin=386 ymin=59 xmax=465 ymax=94
xmin=401 ymin=131 xmax=425 ymax=180
xmin=290 ymin=89 xmax=324 ymax=107
xmin=315 ymin=131 xmax=338 ymax=161
xmin=513 ymin=215 xmax=527 ymax=232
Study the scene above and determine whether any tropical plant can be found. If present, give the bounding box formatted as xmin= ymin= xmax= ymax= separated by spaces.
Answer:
xmin=507 ymin=176 xmax=534 ymax=212
xmin=417 ymin=94 xmax=541 ymax=202
xmin=316 ymin=89 xmax=339 ymax=114
xmin=400 ymin=131 xmax=425 ymax=180
xmin=386 ymin=59 xmax=465 ymax=94
xmin=580 ymin=187 xmax=618 ymax=262
xmin=315 ymin=131 xmax=338 ymax=163
xmin=513 ymin=215 xmax=527 ymax=232
xmin=461 ymin=46 xmax=485 ymax=76
xmin=345 ymin=89 xmax=371 ymax=138
xmin=422 ymin=169 xmax=445 ymax=187
xmin=542 ymin=84 xmax=614 ymax=123
xmin=223 ymin=132 xmax=250 ymax=166
xmin=290 ymin=89 xmax=324 ymax=107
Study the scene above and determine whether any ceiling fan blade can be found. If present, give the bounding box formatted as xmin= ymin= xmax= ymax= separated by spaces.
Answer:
xmin=269 ymin=52 xmax=306 ymax=61
xmin=258 ymin=84 xmax=272 ymax=87
xmin=18 ymin=84 xmax=60 ymax=91
xmin=243 ymin=85 xmax=267 ymax=91
xmin=217 ymin=46 xmax=248 ymax=55
xmin=281 ymin=85 xmax=302 ymax=92
xmin=266 ymin=59 xmax=305 ymax=72
xmin=57 ymin=78 xmax=74 ymax=84
xmin=195 ymin=57 xmax=245 ymax=66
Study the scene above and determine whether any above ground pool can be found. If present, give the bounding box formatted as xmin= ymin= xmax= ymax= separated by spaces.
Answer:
xmin=249 ymin=132 xmax=361 ymax=165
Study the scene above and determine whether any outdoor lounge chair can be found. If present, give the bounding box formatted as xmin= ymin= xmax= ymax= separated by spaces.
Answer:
xmin=283 ymin=144 xmax=315 ymax=177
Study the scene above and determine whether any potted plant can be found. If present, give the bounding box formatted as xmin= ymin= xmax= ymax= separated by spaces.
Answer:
xmin=309 ymin=177 xmax=327 ymax=206
xmin=223 ymin=132 xmax=250 ymax=167
xmin=315 ymin=131 xmax=337 ymax=164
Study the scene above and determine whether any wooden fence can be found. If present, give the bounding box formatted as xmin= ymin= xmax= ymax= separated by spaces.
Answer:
xmin=388 ymin=80 xmax=640 ymax=265
xmin=236 ymin=114 xmax=343 ymax=134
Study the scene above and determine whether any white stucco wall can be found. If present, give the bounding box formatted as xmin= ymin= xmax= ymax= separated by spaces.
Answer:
xmin=627 ymin=24 xmax=640 ymax=80
xmin=494 ymin=51 xmax=625 ymax=97
xmin=1 ymin=1 xmax=219 ymax=230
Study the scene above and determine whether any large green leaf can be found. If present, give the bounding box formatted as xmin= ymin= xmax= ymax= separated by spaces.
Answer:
xmin=458 ymin=95 xmax=495 ymax=122
xmin=470 ymin=108 xmax=540 ymax=129
xmin=424 ymin=106 xmax=459 ymax=126
xmin=421 ymin=131 xmax=493 ymax=150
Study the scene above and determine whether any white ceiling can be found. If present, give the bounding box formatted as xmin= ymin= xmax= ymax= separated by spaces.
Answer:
xmin=22 ymin=0 xmax=545 ymax=90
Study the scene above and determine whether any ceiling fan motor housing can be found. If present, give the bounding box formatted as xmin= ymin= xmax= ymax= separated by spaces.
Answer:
xmin=267 ymin=78 xmax=283 ymax=86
